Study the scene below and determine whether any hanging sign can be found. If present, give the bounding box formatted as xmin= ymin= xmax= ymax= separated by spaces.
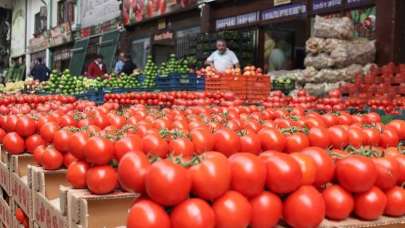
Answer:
xmin=153 ymin=31 xmax=174 ymax=42
xmin=313 ymin=0 xmax=342 ymax=13
xmin=262 ymin=3 xmax=307 ymax=21
xmin=216 ymin=12 xmax=259 ymax=30
xmin=274 ymin=0 xmax=291 ymax=6
xmin=347 ymin=0 xmax=371 ymax=7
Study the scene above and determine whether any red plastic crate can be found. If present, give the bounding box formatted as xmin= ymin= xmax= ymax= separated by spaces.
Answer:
xmin=245 ymin=76 xmax=271 ymax=102
xmin=205 ymin=76 xmax=247 ymax=99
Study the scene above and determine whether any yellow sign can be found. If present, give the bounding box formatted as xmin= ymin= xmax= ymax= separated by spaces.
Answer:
xmin=274 ymin=0 xmax=292 ymax=6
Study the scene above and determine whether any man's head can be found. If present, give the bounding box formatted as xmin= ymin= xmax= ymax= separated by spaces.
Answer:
xmin=37 ymin=58 xmax=43 ymax=64
xmin=95 ymin=55 xmax=103 ymax=63
xmin=119 ymin=52 xmax=126 ymax=61
xmin=216 ymin=39 xmax=227 ymax=54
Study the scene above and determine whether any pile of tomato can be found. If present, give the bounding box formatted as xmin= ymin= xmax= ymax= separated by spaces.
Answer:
xmin=2 ymin=96 xmax=405 ymax=228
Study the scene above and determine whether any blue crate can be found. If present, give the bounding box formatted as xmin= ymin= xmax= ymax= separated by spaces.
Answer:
xmin=174 ymin=74 xmax=196 ymax=91
xmin=156 ymin=74 xmax=176 ymax=91
xmin=195 ymin=76 xmax=205 ymax=91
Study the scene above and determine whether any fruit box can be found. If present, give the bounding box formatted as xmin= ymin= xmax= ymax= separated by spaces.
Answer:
xmin=10 ymin=199 xmax=33 ymax=228
xmin=0 ymin=188 xmax=12 ymax=228
xmin=320 ymin=216 xmax=405 ymax=228
xmin=0 ymin=149 xmax=11 ymax=195
xmin=9 ymin=154 xmax=35 ymax=218
xmin=30 ymin=166 xmax=69 ymax=228
xmin=67 ymin=189 xmax=138 ymax=228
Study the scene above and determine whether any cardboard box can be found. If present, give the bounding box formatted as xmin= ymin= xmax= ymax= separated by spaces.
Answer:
xmin=320 ymin=217 xmax=405 ymax=228
xmin=67 ymin=190 xmax=138 ymax=228
xmin=10 ymin=199 xmax=33 ymax=228
xmin=30 ymin=166 xmax=68 ymax=228
xmin=0 ymin=189 xmax=12 ymax=228
xmin=0 ymin=156 xmax=11 ymax=196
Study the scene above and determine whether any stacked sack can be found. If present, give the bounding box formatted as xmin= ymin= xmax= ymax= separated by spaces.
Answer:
xmin=298 ymin=16 xmax=376 ymax=95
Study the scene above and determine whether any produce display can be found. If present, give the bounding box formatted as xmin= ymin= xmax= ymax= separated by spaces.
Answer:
xmin=1 ymin=97 xmax=405 ymax=228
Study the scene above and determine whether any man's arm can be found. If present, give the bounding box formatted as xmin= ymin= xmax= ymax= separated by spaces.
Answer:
xmin=231 ymin=51 xmax=240 ymax=69
xmin=205 ymin=52 xmax=215 ymax=67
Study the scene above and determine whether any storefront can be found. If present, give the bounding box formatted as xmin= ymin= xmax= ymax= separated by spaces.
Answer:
xmin=121 ymin=0 xmax=201 ymax=68
xmin=49 ymin=22 xmax=73 ymax=72
xmin=28 ymin=32 xmax=48 ymax=72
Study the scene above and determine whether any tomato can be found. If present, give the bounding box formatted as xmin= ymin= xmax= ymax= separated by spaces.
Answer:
xmin=213 ymin=191 xmax=252 ymax=228
xmin=250 ymin=191 xmax=282 ymax=228
xmin=214 ymin=128 xmax=241 ymax=156
xmin=5 ymin=115 xmax=18 ymax=132
xmin=114 ymin=134 xmax=143 ymax=161
xmin=260 ymin=151 xmax=302 ymax=194
xmin=372 ymin=157 xmax=400 ymax=190
xmin=308 ymin=127 xmax=331 ymax=148
xmin=380 ymin=127 xmax=399 ymax=148
xmin=367 ymin=112 xmax=381 ymax=123
xmin=142 ymin=134 xmax=169 ymax=158
xmin=322 ymin=185 xmax=354 ymax=220
xmin=387 ymin=120 xmax=405 ymax=139
xmin=170 ymin=198 xmax=215 ymax=228
xmin=86 ymin=165 xmax=118 ymax=195
xmin=385 ymin=186 xmax=405 ymax=217
xmin=41 ymin=147 xmax=64 ymax=170
xmin=257 ymin=128 xmax=286 ymax=151
xmin=190 ymin=127 xmax=215 ymax=154
xmin=283 ymin=185 xmax=325 ymax=228
xmin=239 ymin=130 xmax=261 ymax=154
xmin=84 ymin=136 xmax=114 ymax=165
xmin=145 ymin=159 xmax=191 ymax=206
xmin=291 ymin=153 xmax=317 ymax=185
xmin=118 ymin=151 xmax=150 ymax=193
xmin=24 ymin=134 xmax=45 ymax=154
xmin=354 ymin=186 xmax=387 ymax=220
xmin=39 ymin=122 xmax=60 ymax=143
xmin=0 ymin=128 xmax=6 ymax=143
xmin=63 ymin=152 xmax=78 ymax=167
xmin=328 ymin=126 xmax=349 ymax=149
xmin=347 ymin=127 xmax=366 ymax=148
xmin=33 ymin=145 xmax=46 ymax=165
xmin=336 ymin=155 xmax=377 ymax=193
xmin=229 ymin=153 xmax=266 ymax=198
xmin=385 ymin=153 xmax=405 ymax=184
xmin=3 ymin=132 xmax=25 ymax=154
xmin=285 ymin=132 xmax=309 ymax=153
xmin=169 ymin=137 xmax=194 ymax=158
xmin=16 ymin=116 xmax=37 ymax=137
xmin=68 ymin=131 xmax=89 ymax=160
xmin=53 ymin=129 xmax=71 ymax=153
xmin=66 ymin=161 xmax=89 ymax=189
xmin=362 ymin=127 xmax=381 ymax=146
xmin=322 ymin=113 xmax=338 ymax=127
xmin=127 ymin=200 xmax=170 ymax=228
xmin=15 ymin=207 xmax=26 ymax=223
xmin=190 ymin=152 xmax=231 ymax=200
xmin=301 ymin=147 xmax=335 ymax=185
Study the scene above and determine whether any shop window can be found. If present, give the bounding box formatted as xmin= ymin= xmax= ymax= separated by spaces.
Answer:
xmin=132 ymin=38 xmax=151 ymax=69
xmin=34 ymin=13 xmax=42 ymax=35
xmin=57 ymin=0 xmax=75 ymax=25
xmin=57 ymin=1 xmax=65 ymax=25
xmin=176 ymin=27 xmax=200 ymax=58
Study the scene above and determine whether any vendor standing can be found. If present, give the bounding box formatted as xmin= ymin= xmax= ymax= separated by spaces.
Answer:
xmin=205 ymin=39 xmax=240 ymax=73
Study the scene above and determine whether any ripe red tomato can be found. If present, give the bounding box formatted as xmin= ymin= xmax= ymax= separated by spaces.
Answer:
xmin=142 ymin=134 xmax=169 ymax=158
xmin=63 ymin=152 xmax=77 ymax=167
xmin=16 ymin=116 xmax=37 ymax=137
xmin=336 ymin=155 xmax=377 ymax=193
xmin=190 ymin=127 xmax=215 ymax=154
xmin=380 ymin=127 xmax=399 ymax=148
xmin=250 ymin=191 xmax=282 ymax=228
xmin=41 ymin=147 xmax=63 ymax=170
xmin=347 ymin=127 xmax=365 ymax=148
xmin=114 ymin=134 xmax=142 ymax=161
xmin=68 ymin=131 xmax=89 ymax=160
xmin=169 ymin=137 xmax=195 ymax=158
xmin=385 ymin=153 xmax=405 ymax=184
xmin=118 ymin=151 xmax=150 ymax=193
xmin=385 ymin=186 xmax=405 ymax=217
xmin=53 ymin=129 xmax=71 ymax=153
xmin=367 ymin=112 xmax=381 ymax=123
xmin=145 ymin=159 xmax=191 ymax=206
xmin=258 ymin=128 xmax=286 ymax=151
xmin=86 ymin=165 xmax=118 ymax=195
xmin=291 ymin=153 xmax=317 ymax=185
xmin=25 ymin=134 xmax=45 ymax=154
xmin=5 ymin=115 xmax=18 ymax=132
xmin=285 ymin=132 xmax=309 ymax=153
xmin=362 ymin=127 xmax=381 ymax=146
xmin=15 ymin=207 xmax=26 ymax=223
xmin=239 ymin=130 xmax=261 ymax=154
xmin=283 ymin=185 xmax=325 ymax=228
xmin=127 ymin=200 xmax=170 ymax=228
xmin=3 ymin=132 xmax=25 ymax=154
xmin=170 ymin=198 xmax=215 ymax=228
xmin=0 ymin=128 xmax=6 ymax=143
xmin=214 ymin=128 xmax=241 ymax=156
xmin=229 ymin=153 xmax=266 ymax=198
xmin=354 ymin=186 xmax=387 ymax=220
xmin=213 ymin=191 xmax=252 ymax=228
xmin=66 ymin=161 xmax=89 ymax=189
xmin=322 ymin=113 xmax=338 ymax=127
xmin=260 ymin=151 xmax=302 ymax=194
xmin=322 ymin=185 xmax=354 ymax=220
xmin=84 ymin=136 xmax=114 ymax=165
xmin=308 ymin=127 xmax=331 ymax=148
xmin=190 ymin=152 xmax=231 ymax=200
xmin=387 ymin=120 xmax=405 ymax=139
xmin=301 ymin=147 xmax=335 ymax=185
xmin=372 ymin=157 xmax=400 ymax=190
xmin=328 ymin=126 xmax=349 ymax=149
xmin=39 ymin=122 xmax=60 ymax=143
xmin=33 ymin=145 xmax=46 ymax=165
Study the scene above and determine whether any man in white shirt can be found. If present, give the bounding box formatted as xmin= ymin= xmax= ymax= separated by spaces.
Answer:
xmin=206 ymin=39 xmax=240 ymax=73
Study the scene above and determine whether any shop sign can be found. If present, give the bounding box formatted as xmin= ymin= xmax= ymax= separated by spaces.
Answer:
xmin=29 ymin=32 xmax=49 ymax=53
xmin=274 ymin=0 xmax=292 ymax=6
xmin=313 ymin=0 xmax=342 ymax=12
xmin=153 ymin=31 xmax=174 ymax=41
xmin=216 ymin=12 xmax=259 ymax=30
xmin=49 ymin=23 xmax=72 ymax=47
xmin=80 ymin=18 xmax=120 ymax=38
xmin=80 ymin=0 xmax=121 ymax=28
xmin=347 ymin=0 xmax=371 ymax=7
xmin=262 ymin=3 xmax=307 ymax=21
xmin=123 ymin=0 xmax=198 ymax=26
